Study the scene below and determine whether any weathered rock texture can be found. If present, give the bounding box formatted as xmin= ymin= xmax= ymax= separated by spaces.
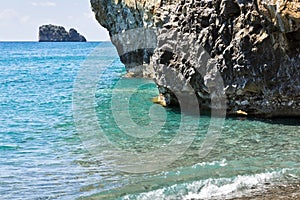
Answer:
xmin=91 ymin=0 xmax=300 ymax=117
xmin=39 ymin=24 xmax=87 ymax=42
xmin=91 ymin=0 xmax=176 ymax=77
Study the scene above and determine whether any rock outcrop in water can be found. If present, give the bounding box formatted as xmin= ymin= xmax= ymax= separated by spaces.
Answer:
xmin=91 ymin=0 xmax=300 ymax=117
xmin=39 ymin=24 xmax=87 ymax=42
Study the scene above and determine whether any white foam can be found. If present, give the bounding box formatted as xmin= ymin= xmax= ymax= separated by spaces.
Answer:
xmin=184 ymin=170 xmax=286 ymax=199
xmin=122 ymin=169 xmax=290 ymax=200
xmin=122 ymin=188 xmax=165 ymax=200
xmin=191 ymin=159 xmax=227 ymax=168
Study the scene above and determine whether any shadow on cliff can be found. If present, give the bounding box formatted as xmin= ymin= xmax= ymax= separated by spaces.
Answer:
xmin=226 ymin=115 xmax=300 ymax=126
xmin=165 ymin=104 xmax=300 ymax=126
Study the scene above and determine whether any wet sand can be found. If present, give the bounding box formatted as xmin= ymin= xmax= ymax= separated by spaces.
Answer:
xmin=231 ymin=182 xmax=300 ymax=200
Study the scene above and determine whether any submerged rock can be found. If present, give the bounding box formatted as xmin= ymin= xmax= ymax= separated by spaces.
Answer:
xmin=39 ymin=24 xmax=86 ymax=42
xmin=91 ymin=0 xmax=300 ymax=117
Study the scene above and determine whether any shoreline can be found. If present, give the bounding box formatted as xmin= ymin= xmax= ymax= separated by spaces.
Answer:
xmin=230 ymin=182 xmax=300 ymax=200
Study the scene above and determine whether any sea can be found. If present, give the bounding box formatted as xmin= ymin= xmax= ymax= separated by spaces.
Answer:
xmin=0 ymin=42 xmax=299 ymax=199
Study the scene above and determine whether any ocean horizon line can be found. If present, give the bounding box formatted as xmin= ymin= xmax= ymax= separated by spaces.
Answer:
xmin=0 ymin=40 xmax=110 ymax=42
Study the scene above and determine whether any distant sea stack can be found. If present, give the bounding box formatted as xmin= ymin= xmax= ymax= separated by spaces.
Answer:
xmin=38 ymin=24 xmax=87 ymax=42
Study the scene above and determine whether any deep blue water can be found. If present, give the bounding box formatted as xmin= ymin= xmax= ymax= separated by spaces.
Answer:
xmin=0 ymin=42 xmax=299 ymax=199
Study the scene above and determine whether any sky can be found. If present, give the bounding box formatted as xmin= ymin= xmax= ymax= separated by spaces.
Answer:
xmin=0 ymin=0 xmax=110 ymax=41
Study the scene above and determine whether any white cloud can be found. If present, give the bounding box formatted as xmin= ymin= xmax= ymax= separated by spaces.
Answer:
xmin=20 ymin=16 xmax=31 ymax=23
xmin=0 ymin=9 xmax=18 ymax=20
xmin=84 ymin=12 xmax=94 ymax=19
xmin=0 ymin=9 xmax=30 ymax=24
xmin=31 ymin=1 xmax=56 ymax=7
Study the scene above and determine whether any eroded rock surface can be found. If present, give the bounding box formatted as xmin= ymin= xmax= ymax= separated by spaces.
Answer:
xmin=91 ymin=0 xmax=300 ymax=117
xmin=39 ymin=24 xmax=87 ymax=42
xmin=91 ymin=0 xmax=178 ymax=77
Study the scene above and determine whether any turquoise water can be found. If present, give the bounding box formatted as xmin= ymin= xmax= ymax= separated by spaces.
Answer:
xmin=0 ymin=42 xmax=299 ymax=199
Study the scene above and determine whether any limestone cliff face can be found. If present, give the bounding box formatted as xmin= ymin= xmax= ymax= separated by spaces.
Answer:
xmin=91 ymin=0 xmax=177 ymax=76
xmin=91 ymin=0 xmax=300 ymax=117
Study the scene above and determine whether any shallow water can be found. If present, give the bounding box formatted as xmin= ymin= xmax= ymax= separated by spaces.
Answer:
xmin=0 ymin=42 xmax=299 ymax=199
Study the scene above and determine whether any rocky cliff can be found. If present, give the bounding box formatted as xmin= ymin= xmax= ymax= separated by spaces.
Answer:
xmin=91 ymin=0 xmax=300 ymax=117
xmin=39 ymin=24 xmax=87 ymax=42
